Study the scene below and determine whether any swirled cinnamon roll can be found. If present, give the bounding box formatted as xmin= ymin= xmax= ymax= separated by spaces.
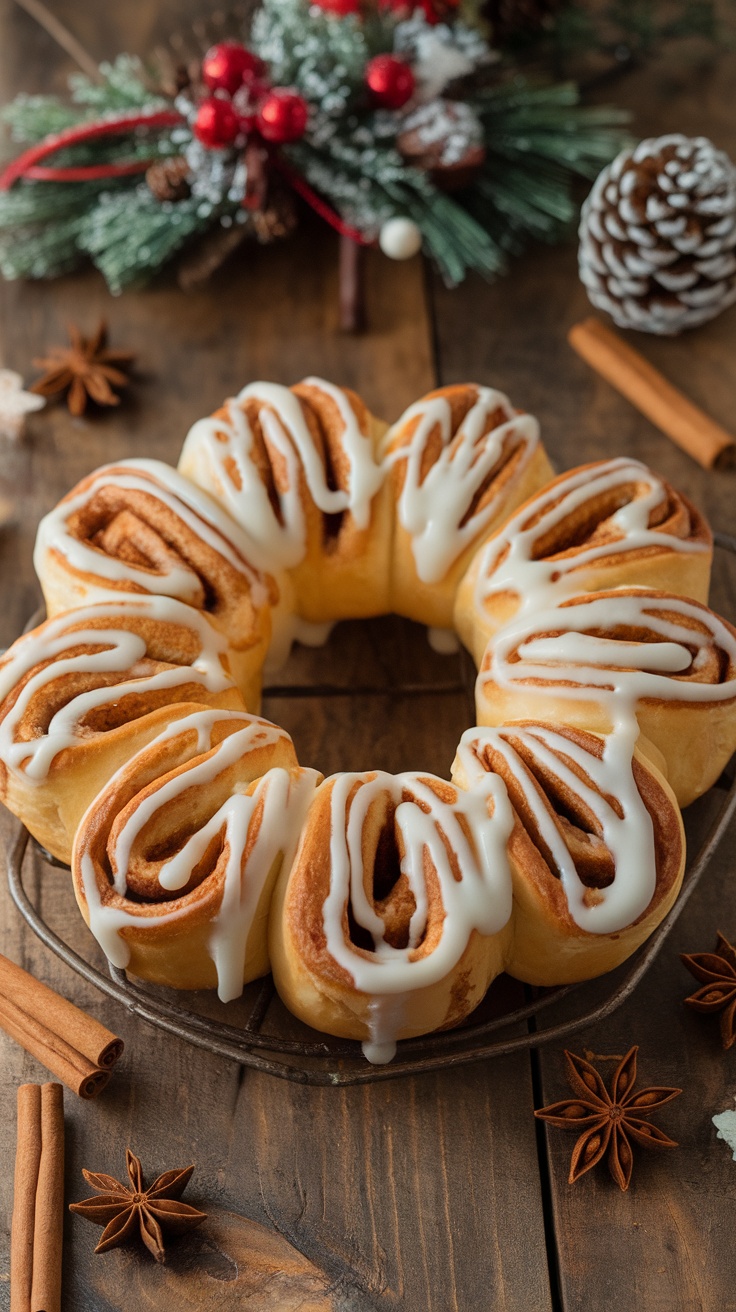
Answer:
xmin=476 ymin=588 xmax=736 ymax=805
xmin=178 ymin=377 xmax=390 ymax=659
xmin=269 ymin=769 xmax=514 ymax=1062
xmin=381 ymin=384 xmax=552 ymax=632
xmin=455 ymin=458 xmax=712 ymax=664
xmin=34 ymin=458 xmax=275 ymax=709
xmin=73 ymin=708 xmax=319 ymax=996
xmin=453 ymin=723 xmax=685 ymax=984
xmin=0 ymin=597 xmax=244 ymax=861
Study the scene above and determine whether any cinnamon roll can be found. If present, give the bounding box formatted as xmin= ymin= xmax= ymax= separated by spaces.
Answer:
xmin=476 ymin=588 xmax=736 ymax=805
xmin=178 ymin=377 xmax=390 ymax=659
xmin=455 ymin=458 xmax=713 ymax=664
xmin=0 ymin=597 xmax=244 ymax=861
xmin=381 ymin=384 xmax=552 ymax=632
xmin=453 ymin=723 xmax=685 ymax=984
xmin=34 ymin=458 xmax=275 ymax=709
xmin=269 ymin=769 xmax=514 ymax=1062
xmin=73 ymin=708 xmax=319 ymax=996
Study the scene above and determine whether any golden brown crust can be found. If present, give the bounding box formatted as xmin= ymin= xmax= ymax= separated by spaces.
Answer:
xmin=35 ymin=461 xmax=276 ymax=709
xmin=476 ymin=588 xmax=736 ymax=805
xmin=0 ymin=601 xmax=246 ymax=861
xmin=72 ymin=708 xmax=312 ymax=992
xmin=270 ymin=771 xmax=511 ymax=1044
xmin=452 ymin=722 xmax=685 ymax=984
xmin=455 ymin=458 xmax=714 ymax=664
xmin=384 ymin=383 xmax=553 ymax=629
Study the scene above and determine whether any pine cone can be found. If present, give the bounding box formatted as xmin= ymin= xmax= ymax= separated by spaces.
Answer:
xmin=251 ymin=189 xmax=298 ymax=244
xmin=397 ymin=100 xmax=486 ymax=192
xmin=146 ymin=156 xmax=192 ymax=203
xmin=579 ymin=134 xmax=736 ymax=335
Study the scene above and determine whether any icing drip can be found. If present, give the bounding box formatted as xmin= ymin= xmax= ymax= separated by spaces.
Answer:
xmin=385 ymin=388 xmax=540 ymax=583
xmin=427 ymin=626 xmax=460 ymax=655
xmin=455 ymin=722 xmax=656 ymax=934
xmin=179 ymin=378 xmax=385 ymax=572
xmin=34 ymin=458 xmax=269 ymax=607
xmin=472 ymin=457 xmax=708 ymax=620
xmin=0 ymin=597 xmax=234 ymax=781
xmin=482 ymin=590 xmax=736 ymax=717
xmin=78 ymin=708 xmax=319 ymax=1002
xmin=319 ymin=769 xmax=515 ymax=1062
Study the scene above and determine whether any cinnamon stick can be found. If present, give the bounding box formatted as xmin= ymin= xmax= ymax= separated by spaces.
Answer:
xmin=11 ymin=1085 xmax=41 ymax=1312
xmin=568 ymin=317 xmax=736 ymax=470
xmin=31 ymin=1085 xmax=64 ymax=1312
xmin=11 ymin=1083 xmax=64 ymax=1312
xmin=0 ymin=954 xmax=122 ymax=1098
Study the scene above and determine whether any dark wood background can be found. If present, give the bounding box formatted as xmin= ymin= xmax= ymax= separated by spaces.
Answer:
xmin=0 ymin=3 xmax=735 ymax=1307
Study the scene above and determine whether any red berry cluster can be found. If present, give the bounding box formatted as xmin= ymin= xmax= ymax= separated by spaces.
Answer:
xmin=315 ymin=0 xmax=457 ymax=21
xmin=194 ymin=41 xmax=310 ymax=149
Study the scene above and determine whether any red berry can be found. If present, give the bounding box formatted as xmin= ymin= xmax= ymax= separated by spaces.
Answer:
xmin=202 ymin=41 xmax=266 ymax=96
xmin=232 ymin=80 xmax=270 ymax=134
xmin=365 ymin=55 xmax=415 ymax=111
xmin=310 ymin=0 xmax=361 ymax=11
xmin=256 ymin=90 xmax=309 ymax=144
xmin=193 ymin=96 xmax=240 ymax=149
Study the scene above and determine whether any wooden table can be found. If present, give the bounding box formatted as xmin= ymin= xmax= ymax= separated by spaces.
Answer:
xmin=1 ymin=5 xmax=735 ymax=1308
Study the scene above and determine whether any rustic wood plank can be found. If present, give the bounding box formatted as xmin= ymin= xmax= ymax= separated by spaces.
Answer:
xmin=0 ymin=4 xmax=553 ymax=1310
xmin=429 ymin=43 xmax=736 ymax=1312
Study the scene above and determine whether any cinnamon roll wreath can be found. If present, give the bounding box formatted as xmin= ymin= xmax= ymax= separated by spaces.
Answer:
xmin=0 ymin=374 xmax=731 ymax=1064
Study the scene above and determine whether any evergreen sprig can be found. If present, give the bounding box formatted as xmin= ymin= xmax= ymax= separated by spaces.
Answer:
xmin=0 ymin=6 xmax=630 ymax=292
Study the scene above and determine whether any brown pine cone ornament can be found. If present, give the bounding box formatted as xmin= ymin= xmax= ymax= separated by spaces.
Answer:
xmin=146 ymin=157 xmax=192 ymax=203
xmin=397 ymin=100 xmax=486 ymax=192
xmin=579 ymin=134 xmax=736 ymax=335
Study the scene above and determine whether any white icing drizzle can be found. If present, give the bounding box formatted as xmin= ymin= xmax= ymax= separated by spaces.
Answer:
xmin=384 ymin=388 xmax=540 ymax=584
xmin=427 ymin=626 xmax=460 ymax=655
xmin=264 ymin=614 xmax=335 ymax=675
xmin=0 ymin=597 xmax=234 ymax=782
xmin=77 ymin=709 xmax=319 ymax=1003
xmin=319 ymin=769 xmax=515 ymax=1063
xmin=482 ymin=590 xmax=736 ymax=717
xmin=179 ymin=377 xmax=385 ymax=572
xmin=455 ymin=721 xmax=657 ymax=934
xmin=472 ymin=457 xmax=708 ymax=620
xmin=475 ymin=588 xmax=732 ymax=931
xmin=34 ymin=457 xmax=269 ymax=607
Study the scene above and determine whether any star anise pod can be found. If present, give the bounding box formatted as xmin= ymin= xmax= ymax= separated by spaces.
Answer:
xmin=30 ymin=321 xmax=134 ymax=417
xmin=682 ymin=932 xmax=736 ymax=1049
xmin=535 ymin=1047 xmax=681 ymax=1191
xmin=69 ymin=1148 xmax=206 ymax=1263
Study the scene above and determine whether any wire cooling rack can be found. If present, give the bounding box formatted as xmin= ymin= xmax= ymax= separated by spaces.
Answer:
xmin=6 ymin=533 xmax=736 ymax=1086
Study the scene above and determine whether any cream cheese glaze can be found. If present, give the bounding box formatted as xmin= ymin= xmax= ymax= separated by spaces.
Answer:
xmin=317 ymin=769 xmax=515 ymax=1062
xmin=0 ymin=597 xmax=235 ymax=783
xmin=179 ymin=377 xmax=385 ymax=572
xmin=33 ymin=458 xmax=270 ymax=607
xmin=384 ymin=387 xmax=540 ymax=584
xmin=455 ymin=721 xmax=656 ymax=934
xmin=75 ymin=708 xmax=320 ymax=1003
xmin=480 ymin=590 xmax=736 ymax=716
xmin=470 ymin=457 xmax=710 ymax=622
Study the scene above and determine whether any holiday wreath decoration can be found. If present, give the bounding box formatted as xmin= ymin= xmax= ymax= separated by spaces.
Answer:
xmin=0 ymin=0 xmax=628 ymax=317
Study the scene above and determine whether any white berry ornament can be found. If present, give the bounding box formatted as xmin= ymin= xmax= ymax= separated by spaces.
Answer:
xmin=579 ymin=134 xmax=736 ymax=335
xmin=379 ymin=217 xmax=423 ymax=261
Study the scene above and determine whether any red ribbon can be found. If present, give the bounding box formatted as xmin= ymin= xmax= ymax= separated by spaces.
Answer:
xmin=272 ymin=155 xmax=370 ymax=246
xmin=0 ymin=109 xmax=184 ymax=190
xmin=0 ymin=105 xmax=370 ymax=247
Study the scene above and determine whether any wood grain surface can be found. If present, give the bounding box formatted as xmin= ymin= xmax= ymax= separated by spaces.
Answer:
xmin=0 ymin=3 xmax=734 ymax=1309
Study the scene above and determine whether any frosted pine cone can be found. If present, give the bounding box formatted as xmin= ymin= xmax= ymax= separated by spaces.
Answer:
xmin=579 ymin=134 xmax=736 ymax=335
